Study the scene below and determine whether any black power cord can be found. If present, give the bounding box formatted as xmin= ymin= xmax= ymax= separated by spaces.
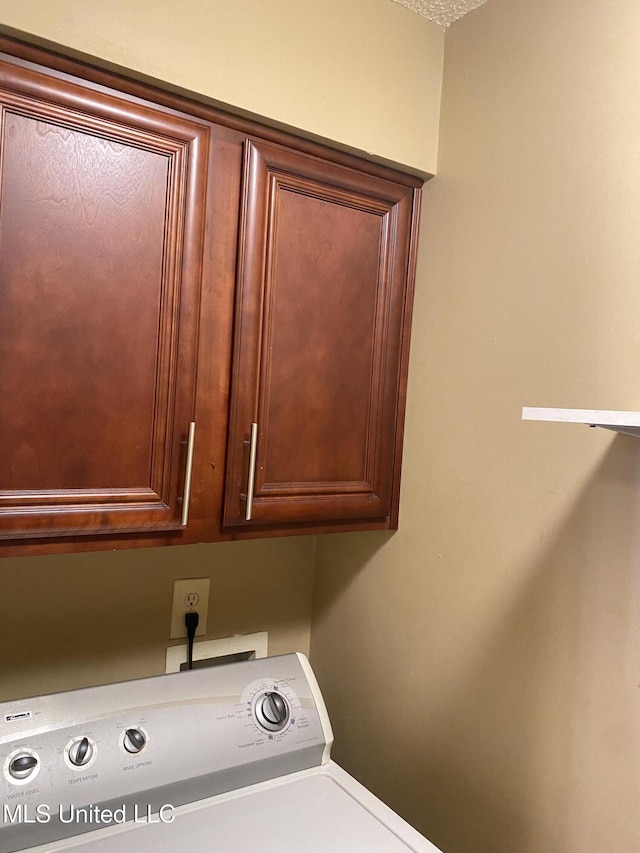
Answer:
xmin=184 ymin=611 xmax=199 ymax=671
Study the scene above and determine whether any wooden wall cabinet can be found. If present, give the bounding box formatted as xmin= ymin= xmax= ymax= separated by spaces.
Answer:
xmin=0 ymin=38 xmax=422 ymax=554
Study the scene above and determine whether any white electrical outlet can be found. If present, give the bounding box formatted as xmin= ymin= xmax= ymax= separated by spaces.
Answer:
xmin=169 ymin=578 xmax=210 ymax=639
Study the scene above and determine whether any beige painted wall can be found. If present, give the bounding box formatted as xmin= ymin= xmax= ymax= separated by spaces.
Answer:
xmin=311 ymin=1 xmax=640 ymax=851
xmin=0 ymin=538 xmax=315 ymax=701
xmin=0 ymin=0 xmax=443 ymax=176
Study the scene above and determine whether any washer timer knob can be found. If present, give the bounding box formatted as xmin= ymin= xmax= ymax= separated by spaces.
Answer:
xmin=123 ymin=728 xmax=146 ymax=754
xmin=255 ymin=691 xmax=290 ymax=732
xmin=9 ymin=752 xmax=38 ymax=780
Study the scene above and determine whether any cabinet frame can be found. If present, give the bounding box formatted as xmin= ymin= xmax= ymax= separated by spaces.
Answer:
xmin=0 ymin=35 xmax=424 ymax=555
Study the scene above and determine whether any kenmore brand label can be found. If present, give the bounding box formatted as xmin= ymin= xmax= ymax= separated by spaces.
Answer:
xmin=4 ymin=712 xmax=31 ymax=723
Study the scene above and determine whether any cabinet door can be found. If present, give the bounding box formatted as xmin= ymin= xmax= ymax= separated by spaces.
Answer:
xmin=0 ymin=59 xmax=208 ymax=539
xmin=224 ymin=140 xmax=415 ymax=527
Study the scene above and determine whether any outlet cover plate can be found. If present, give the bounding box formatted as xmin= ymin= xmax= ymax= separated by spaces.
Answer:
xmin=170 ymin=577 xmax=209 ymax=639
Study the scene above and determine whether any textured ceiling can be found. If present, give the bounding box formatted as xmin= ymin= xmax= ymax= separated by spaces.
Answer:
xmin=391 ymin=0 xmax=488 ymax=27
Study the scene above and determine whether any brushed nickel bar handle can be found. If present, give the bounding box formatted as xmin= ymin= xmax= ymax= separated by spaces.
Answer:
xmin=245 ymin=422 xmax=258 ymax=521
xmin=181 ymin=421 xmax=196 ymax=526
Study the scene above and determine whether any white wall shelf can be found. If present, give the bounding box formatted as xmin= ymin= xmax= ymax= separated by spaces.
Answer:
xmin=522 ymin=407 xmax=640 ymax=438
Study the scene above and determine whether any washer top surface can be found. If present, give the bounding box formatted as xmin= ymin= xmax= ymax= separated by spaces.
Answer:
xmin=29 ymin=763 xmax=442 ymax=853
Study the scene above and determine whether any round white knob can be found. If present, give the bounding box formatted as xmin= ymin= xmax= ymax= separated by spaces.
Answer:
xmin=9 ymin=752 xmax=38 ymax=780
xmin=255 ymin=692 xmax=289 ymax=732
xmin=123 ymin=728 xmax=146 ymax=754
xmin=68 ymin=737 xmax=93 ymax=767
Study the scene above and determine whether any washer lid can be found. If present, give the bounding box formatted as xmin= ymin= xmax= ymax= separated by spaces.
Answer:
xmin=28 ymin=763 xmax=443 ymax=853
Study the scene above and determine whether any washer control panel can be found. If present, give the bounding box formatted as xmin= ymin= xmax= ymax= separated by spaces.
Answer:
xmin=0 ymin=654 xmax=332 ymax=853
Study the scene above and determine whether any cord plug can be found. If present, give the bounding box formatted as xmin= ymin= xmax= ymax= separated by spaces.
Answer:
xmin=184 ymin=611 xmax=199 ymax=670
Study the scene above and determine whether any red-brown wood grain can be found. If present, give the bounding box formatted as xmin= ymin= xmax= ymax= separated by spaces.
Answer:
xmin=223 ymin=140 xmax=415 ymax=526
xmin=0 ymin=55 xmax=209 ymax=539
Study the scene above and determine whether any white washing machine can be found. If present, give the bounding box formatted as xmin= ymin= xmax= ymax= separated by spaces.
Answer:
xmin=0 ymin=653 xmax=443 ymax=853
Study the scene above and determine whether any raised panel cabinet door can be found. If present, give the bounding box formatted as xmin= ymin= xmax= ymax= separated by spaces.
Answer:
xmin=0 ymin=58 xmax=208 ymax=539
xmin=224 ymin=139 xmax=416 ymax=527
